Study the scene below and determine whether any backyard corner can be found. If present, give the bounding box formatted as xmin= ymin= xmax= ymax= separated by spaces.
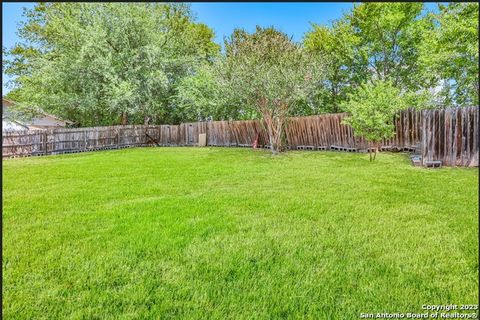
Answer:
xmin=2 ymin=148 xmax=478 ymax=319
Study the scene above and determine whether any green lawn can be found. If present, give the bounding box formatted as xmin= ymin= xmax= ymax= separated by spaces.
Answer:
xmin=3 ymin=147 xmax=478 ymax=319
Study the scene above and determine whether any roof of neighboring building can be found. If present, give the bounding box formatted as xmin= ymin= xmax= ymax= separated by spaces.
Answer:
xmin=2 ymin=115 xmax=30 ymax=131
xmin=36 ymin=112 xmax=74 ymax=125
xmin=2 ymin=97 xmax=73 ymax=125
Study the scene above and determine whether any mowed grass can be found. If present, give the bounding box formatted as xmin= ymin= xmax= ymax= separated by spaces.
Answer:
xmin=2 ymin=147 xmax=478 ymax=319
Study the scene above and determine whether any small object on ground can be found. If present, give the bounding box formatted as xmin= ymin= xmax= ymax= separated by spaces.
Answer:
xmin=330 ymin=145 xmax=358 ymax=152
xmin=411 ymin=155 xmax=422 ymax=167
xmin=317 ymin=146 xmax=327 ymax=151
xmin=252 ymin=133 xmax=260 ymax=149
xmin=425 ymin=160 xmax=442 ymax=168
xmin=305 ymin=145 xmax=315 ymax=150
xmin=411 ymin=159 xmax=422 ymax=167
xmin=198 ymin=133 xmax=207 ymax=147
xmin=297 ymin=145 xmax=305 ymax=150
xmin=384 ymin=146 xmax=401 ymax=152
xmin=330 ymin=145 xmax=340 ymax=151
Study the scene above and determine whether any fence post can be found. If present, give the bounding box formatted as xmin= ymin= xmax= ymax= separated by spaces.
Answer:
xmin=116 ymin=128 xmax=120 ymax=148
xmin=205 ymin=122 xmax=209 ymax=146
xmin=421 ymin=110 xmax=426 ymax=166
xmin=158 ymin=126 xmax=161 ymax=146
xmin=83 ymin=130 xmax=87 ymax=151
xmin=168 ymin=125 xmax=171 ymax=145
xmin=52 ymin=130 xmax=57 ymax=154
xmin=43 ymin=131 xmax=48 ymax=155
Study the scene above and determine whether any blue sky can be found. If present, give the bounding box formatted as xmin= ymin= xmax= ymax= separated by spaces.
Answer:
xmin=2 ymin=2 xmax=440 ymax=94
xmin=189 ymin=2 xmax=354 ymax=43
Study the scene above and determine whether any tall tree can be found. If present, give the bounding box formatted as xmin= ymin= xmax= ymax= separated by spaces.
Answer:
xmin=304 ymin=19 xmax=358 ymax=113
xmin=348 ymin=3 xmax=426 ymax=90
xmin=220 ymin=26 xmax=322 ymax=153
xmin=419 ymin=3 xmax=479 ymax=107
xmin=304 ymin=3 xmax=430 ymax=112
xmin=3 ymin=3 xmax=220 ymax=126
xmin=172 ymin=63 xmax=229 ymax=122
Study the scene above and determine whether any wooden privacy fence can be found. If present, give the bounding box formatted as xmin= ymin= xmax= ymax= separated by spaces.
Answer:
xmin=421 ymin=107 xmax=478 ymax=166
xmin=2 ymin=107 xmax=478 ymax=166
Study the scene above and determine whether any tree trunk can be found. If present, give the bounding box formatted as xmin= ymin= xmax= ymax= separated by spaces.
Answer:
xmin=369 ymin=141 xmax=373 ymax=161
xmin=120 ymin=112 xmax=128 ymax=125
xmin=258 ymin=97 xmax=288 ymax=154
xmin=144 ymin=115 xmax=150 ymax=125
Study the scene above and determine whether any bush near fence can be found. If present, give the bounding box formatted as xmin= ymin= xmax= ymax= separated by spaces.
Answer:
xmin=2 ymin=107 xmax=478 ymax=167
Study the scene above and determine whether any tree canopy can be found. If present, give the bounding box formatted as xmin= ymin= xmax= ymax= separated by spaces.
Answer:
xmin=304 ymin=2 xmax=478 ymax=113
xmin=4 ymin=3 xmax=219 ymax=126
xmin=341 ymin=80 xmax=407 ymax=160
xmin=218 ymin=26 xmax=322 ymax=152
xmin=3 ymin=2 xmax=478 ymax=130
xmin=419 ymin=3 xmax=479 ymax=107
